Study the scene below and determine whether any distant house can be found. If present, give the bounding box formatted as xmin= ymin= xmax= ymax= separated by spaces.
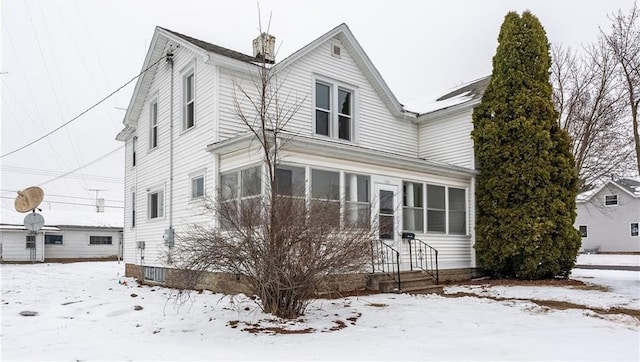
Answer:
xmin=116 ymin=24 xmax=488 ymax=290
xmin=575 ymin=178 xmax=640 ymax=253
xmin=0 ymin=209 xmax=123 ymax=262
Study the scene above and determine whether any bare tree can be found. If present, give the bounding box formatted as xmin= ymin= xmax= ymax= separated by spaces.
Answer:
xmin=551 ymin=41 xmax=634 ymax=191
xmin=603 ymin=3 xmax=640 ymax=176
xmin=167 ymin=17 xmax=374 ymax=319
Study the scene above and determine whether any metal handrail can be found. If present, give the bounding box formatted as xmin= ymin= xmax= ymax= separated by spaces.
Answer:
xmin=371 ymin=239 xmax=401 ymax=291
xmin=407 ymin=238 xmax=439 ymax=284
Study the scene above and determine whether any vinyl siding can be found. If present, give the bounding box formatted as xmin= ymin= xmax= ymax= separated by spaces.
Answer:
xmin=575 ymin=184 xmax=640 ymax=252
xmin=418 ymin=108 xmax=474 ymax=169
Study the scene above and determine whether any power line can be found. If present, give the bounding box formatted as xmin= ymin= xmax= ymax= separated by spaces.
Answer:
xmin=1 ymin=165 xmax=122 ymax=183
xmin=1 ymin=54 xmax=167 ymax=159
xmin=0 ymin=189 xmax=123 ymax=203
xmin=0 ymin=196 xmax=123 ymax=209
xmin=38 ymin=146 xmax=124 ymax=186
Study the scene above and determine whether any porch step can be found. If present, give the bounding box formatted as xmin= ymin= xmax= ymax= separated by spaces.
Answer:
xmin=369 ymin=270 xmax=443 ymax=295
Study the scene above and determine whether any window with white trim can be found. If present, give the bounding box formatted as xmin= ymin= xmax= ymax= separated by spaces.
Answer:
xmin=579 ymin=225 xmax=588 ymax=238
xmin=26 ymin=234 xmax=36 ymax=249
xmin=448 ymin=188 xmax=466 ymax=235
xmin=183 ymin=71 xmax=195 ymax=130
xmin=149 ymin=100 xmax=158 ymax=149
xmin=219 ymin=166 xmax=262 ymax=229
xmin=403 ymin=182 xmax=424 ymax=233
xmin=314 ymin=81 xmax=354 ymax=141
xmin=148 ymin=189 xmax=164 ymax=219
xmin=45 ymin=234 xmax=63 ymax=245
xmin=132 ymin=136 xmax=137 ymax=167
xmin=604 ymin=194 xmax=618 ymax=206
xmin=276 ymin=166 xmax=305 ymax=197
xmin=89 ymin=236 xmax=113 ymax=245
xmin=131 ymin=190 xmax=136 ymax=228
xmin=426 ymin=185 xmax=446 ymax=233
xmin=345 ymin=173 xmax=370 ymax=228
xmin=191 ymin=174 xmax=205 ymax=199
xmin=632 ymin=223 xmax=639 ymax=237
xmin=311 ymin=169 xmax=340 ymax=226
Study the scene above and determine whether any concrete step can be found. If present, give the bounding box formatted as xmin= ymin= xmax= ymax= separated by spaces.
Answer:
xmin=373 ymin=270 xmax=439 ymax=293
xmin=399 ymin=284 xmax=444 ymax=295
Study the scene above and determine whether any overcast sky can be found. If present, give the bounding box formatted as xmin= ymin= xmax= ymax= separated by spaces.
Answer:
xmin=1 ymin=0 xmax=637 ymax=215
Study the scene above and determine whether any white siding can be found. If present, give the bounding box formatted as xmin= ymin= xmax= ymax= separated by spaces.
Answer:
xmin=418 ymin=108 xmax=474 ymax=169
xmin=575 ymin=184 xmax=640 ymax=252
xmin=0 ymin=230 xmax=44 ymax=262
xmin=217 ymin=37 xmax=418 ymax=158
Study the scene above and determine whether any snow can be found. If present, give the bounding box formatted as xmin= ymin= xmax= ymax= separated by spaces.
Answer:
xmin=577 ymin=253 xmax=640 ymax=267
xmin=2 ymin=262 xmax=639 ymax=361
xmin=403 ymin=90 xmax=474 ymax=115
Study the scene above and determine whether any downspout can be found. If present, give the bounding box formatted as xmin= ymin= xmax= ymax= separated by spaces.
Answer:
xmin=167 ymin=50 xmax=175 ymax=249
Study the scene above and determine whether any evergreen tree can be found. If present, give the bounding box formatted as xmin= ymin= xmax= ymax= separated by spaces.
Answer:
xmin=472 ymin=11 xmax=581 ymax=279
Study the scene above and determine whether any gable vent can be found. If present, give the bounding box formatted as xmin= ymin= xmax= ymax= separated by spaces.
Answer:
xmin=332 ymin=44 xmax=341 ymax=58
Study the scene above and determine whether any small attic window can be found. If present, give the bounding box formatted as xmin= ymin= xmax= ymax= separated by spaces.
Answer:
xmin=332 ymin=44 xmax=341 ymax=58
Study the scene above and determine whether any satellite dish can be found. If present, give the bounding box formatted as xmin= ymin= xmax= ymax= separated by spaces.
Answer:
xmin=24 ymin=212 xmax=45 ymax=233
xmin=14 ymin=186 xmax=44 ymax=213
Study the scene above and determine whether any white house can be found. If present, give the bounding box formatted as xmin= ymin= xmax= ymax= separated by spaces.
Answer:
xmin=0 ymin=209 xmax=123 ymax=262
xmin=575 ymin=178 xmax=640 ymax=253
xmin=116 ymin=24 xmax=485 ymax=289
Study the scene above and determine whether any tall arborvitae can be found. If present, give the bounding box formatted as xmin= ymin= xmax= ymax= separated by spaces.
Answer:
xmin=472 ymin=11 xmax=581 ymax=279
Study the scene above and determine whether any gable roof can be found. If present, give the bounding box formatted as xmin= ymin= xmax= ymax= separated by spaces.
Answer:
xmin=577 ymin=178 xmax=640 ymax=202
xmin=117 ymin=23 xmax=416 ymax=139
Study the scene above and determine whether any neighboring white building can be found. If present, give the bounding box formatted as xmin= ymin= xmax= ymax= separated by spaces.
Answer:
xmin=575 ymin=178 xmax=640 ymax=253
xmin=0 ymin=209 xmax=123 ymax=262
xmin=116 ymin=24 xmax=486 ymax=287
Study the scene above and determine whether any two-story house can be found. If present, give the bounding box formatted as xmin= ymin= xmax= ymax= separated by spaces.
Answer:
xmin=575 ymin=178 xmax=640 ymax=253
xmin=116 ymin=24 xmax=485 ymax=289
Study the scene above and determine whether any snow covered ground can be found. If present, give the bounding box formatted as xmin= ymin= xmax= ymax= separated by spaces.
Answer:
xmin=1 ymin=261 xmax=639 ymax=361
xmin=576 ymin=253 xmax=640 ymax=267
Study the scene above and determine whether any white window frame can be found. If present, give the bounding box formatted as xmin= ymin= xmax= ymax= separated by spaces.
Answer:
xmin=604 ymin=194 xmax=618 ymax=206
xmin=149 ymin=98 xmax=159 ymax=150
xmin=147 ymin=187 xmax=165 ymax=220
xmin=631 ymin=223 xmax=639 ymax=237
xmin=44 ymin=234 xmax=63 ymax=245
xmin=313 ymin=77 xmax=356 ymax=142
xmin=131 ymin=189 xmax=136 ymax=228
xmin=182 ymin=66 xmax=195 ymax=131
xmin=402 ymin=181 xmax=424 ymax=233
xmin=131 ymin=136 xmax=137 ymax=167
xmin=190 ymin=170 xmax=206 ymax=200
xmin=579 ymin=225 xmax=588 ymax=238
xmin=26 ymin=234 xmax=36 ymax=249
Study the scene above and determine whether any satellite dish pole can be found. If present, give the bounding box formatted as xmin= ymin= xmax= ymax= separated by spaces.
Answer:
xmin=14 ymin=186 xmax=45 ymax=262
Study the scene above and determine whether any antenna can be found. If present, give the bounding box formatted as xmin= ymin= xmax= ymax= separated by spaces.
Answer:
xmin=14 ymin=186 xmax=44 ymax=213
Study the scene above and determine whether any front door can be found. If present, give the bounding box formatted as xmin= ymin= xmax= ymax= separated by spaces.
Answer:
xmin=375 ymin=183 xmax=399 ymax=245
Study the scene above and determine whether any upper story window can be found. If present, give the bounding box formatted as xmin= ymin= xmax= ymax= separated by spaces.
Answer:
xmin=132 ymin=136 xmax=137 ymax=167
xmin=149 ymin=100 xmax=158 ymax=149
xmin=314 ymin=81 xmax=354 ymax=141
xmin=604 ymin=194 xmax=618 ymax=206
xmin=183 ymin=71 xmax=195 ymax=130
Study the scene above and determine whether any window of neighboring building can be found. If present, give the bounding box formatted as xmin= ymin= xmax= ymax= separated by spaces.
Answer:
xmin=89 ymin=236 xmax=113 ymax=245
xmin=403 ymin=181 xmax=424 ymax=233
xmin=44 ymin=234 xmax=63 ymax=245
xmin=132 ymin=136 xmax=137 ymax=167
xmin=191 ymin=174 xmax=205 ymax=200
xmin=632 ymin=223 xmax=639 ymax=237
xmin=579 ymin=225 xmax=588 ymax=238
xmin=148 ymin=189 xmax=164 ymax=219
xmin=604 ymin=194 xmax=618 ymax=206
xmin=183 ymin=71 xmax=195 ymax=130
xmin=426 ymin=185 xmax=446 ymax=233
xmin=26 ymin=234 xmax=36 ymax=249
xmin=314 ymin=81 xmax=354 ymax=141
xmin=149 ymin=100 xmax=158 ymax=149
xmin=345 ymin=173 xmax=370 ymax=228
xmin=448 ymin=188 xmax=466 ymax=235
xmin=311 ymin=169 xmax=340 ymax=225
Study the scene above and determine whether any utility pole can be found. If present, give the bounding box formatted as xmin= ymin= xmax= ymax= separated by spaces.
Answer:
xmin=88 ymin=188 xmax=107 ymax=212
